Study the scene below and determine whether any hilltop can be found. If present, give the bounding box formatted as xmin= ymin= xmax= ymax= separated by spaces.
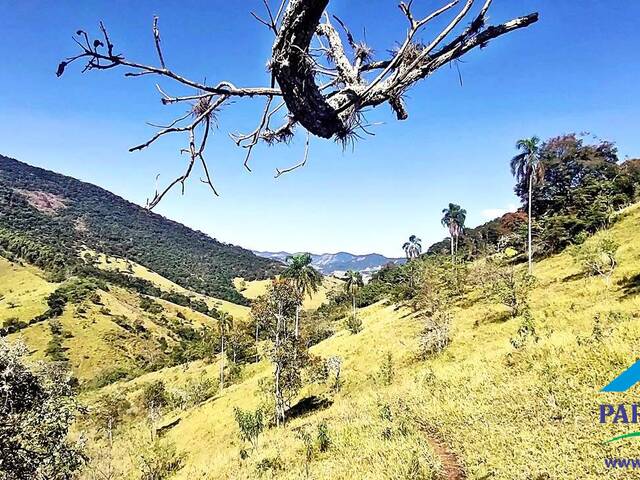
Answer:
xmin=0 ymin=155 xmax=281 ymax=304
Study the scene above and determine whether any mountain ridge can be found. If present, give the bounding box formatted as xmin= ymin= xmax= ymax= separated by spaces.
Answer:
xmin=0 ymin=155 xmax=281 ymax=304
xmin=253 ymin=250 xmax=405 ymax=275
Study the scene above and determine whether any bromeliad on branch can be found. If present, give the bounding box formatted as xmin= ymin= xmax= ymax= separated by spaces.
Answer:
xmin=58 ymin=1 xmax=538 ymax=208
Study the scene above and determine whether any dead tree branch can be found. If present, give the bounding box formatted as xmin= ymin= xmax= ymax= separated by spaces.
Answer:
xmin=58 ymin=1 xmax=538 ymax=208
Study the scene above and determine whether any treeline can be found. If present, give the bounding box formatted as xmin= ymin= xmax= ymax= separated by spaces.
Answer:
xmin=427 ymin=134 xmax=640 ymax=260
xmin=0 ymin=155 xmax=282 ymax=304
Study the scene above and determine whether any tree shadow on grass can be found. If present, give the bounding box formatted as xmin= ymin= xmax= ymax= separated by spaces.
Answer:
xmin=620 ymin=273 xmax=640 ymax=298
xmin=474 ymin=309 xmax=512 ymax=327
xmin=562 ymin=271 xmax=589 ymax=283
xmin=286 ymin=395 xmax=332 ymax=421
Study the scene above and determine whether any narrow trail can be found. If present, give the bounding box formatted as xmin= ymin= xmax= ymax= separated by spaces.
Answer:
xmin=417 ymin=422 xmax=466 ymax=480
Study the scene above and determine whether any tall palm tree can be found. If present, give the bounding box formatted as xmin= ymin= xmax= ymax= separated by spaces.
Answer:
xmin=402 ymin=235 xmax=422 ymax=261
xmin=511 ymin=136 xmax=544 ymax=274
xmin=281 ymin=253 xmax=322 ymax=337
xmin=218 ymin=311 xmax=233 ymax=390
xmin=344 ymin=270 xmax=364 ymax=319
xmin=441 ymin=203 xmax=467 ymax=260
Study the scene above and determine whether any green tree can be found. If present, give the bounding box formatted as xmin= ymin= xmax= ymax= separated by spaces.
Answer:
xmin=281 ymin=253 xmax=322 ymax=338
xmin=250 ymin=280 xmax=307 ymax=426
xmin=0 ymin=339 xmax=85 ymax=479
xmin=344 ymin=270 xmax=364 ymax=320
xmin=441 ymin=203 xmax=467 ymax=260
xmin=402 ymin=235 xmax=422 ymax=261
xmin=510 ymin=136 xmax=543 ymax=273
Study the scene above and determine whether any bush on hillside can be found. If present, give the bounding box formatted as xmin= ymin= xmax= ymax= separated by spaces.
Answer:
xmin=419 ymin=310 xmax=452 ymax=359
xmin=571 ymin=234 xmax=619 ymax=282
xmin=234 ymin=406 xmax=264 ymax=452
xmin=344 ymin=314 xmax=362 ymax=334
xmin=136 ymin=438 xmax=184 ymax=480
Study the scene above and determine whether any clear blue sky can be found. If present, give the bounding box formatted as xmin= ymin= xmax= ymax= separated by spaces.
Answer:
xmin=1 ymin=1 xmax=639 ymax=257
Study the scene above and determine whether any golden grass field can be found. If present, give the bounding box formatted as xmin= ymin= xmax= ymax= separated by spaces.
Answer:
xmin=3 ymin=204 xmax=640 ymax=479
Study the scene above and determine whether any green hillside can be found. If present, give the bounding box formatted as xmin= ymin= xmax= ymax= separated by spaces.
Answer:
xmin=32 ymin=201 xmax=636 ymax=480
xmin=0 ymin=155 xmax=282 ymax=304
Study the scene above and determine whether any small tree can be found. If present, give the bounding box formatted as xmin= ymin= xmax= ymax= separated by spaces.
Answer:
xmin=326 ymin=356 xmax=343 ymax=393
xmin=377 ymin=352 xmax=395 ymax=386
xmin=217 ymin=312 xmax=234 ymax=390
xmin=419 ymin=310 xmax=452 ymax=359
xmin=484 ymin=259 xmax=535 ymax=318
xmin=251 ymin=280 xmax=307 ymax=426
xmin=296 ymin=427 xmax=314 ymax=480
xmin=92 ymin=393 xmax=131 ymax=446
xmin=233 ymin=407 xmax=265 ymax=452
xmin=135 ymin=438 xmax=184 ymax=480
xmin=142 ymin=380 xmax=168 ymax=438
xmin=344 ymin=314 xmax=363 ymax=335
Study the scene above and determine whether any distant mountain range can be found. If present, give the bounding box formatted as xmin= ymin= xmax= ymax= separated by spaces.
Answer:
xmin=253 ymin=251 xmax=405 ymax=276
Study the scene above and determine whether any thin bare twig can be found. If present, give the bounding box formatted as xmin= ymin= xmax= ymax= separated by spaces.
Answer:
xmin=274 ymin=132 xmax=310 ymax=178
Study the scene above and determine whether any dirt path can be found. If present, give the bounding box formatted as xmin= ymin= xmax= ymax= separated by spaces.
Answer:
xmin=417 ymin=422 xmax=466 ymax=480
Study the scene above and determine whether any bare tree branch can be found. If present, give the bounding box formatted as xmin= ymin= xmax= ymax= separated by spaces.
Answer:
xmin=274 ymin=132 xmax=310 ymax=178
xmin=58 ymin=1 xmax=539 ymax=208
xmin=152 ymin=16 xmax=166 ymax=69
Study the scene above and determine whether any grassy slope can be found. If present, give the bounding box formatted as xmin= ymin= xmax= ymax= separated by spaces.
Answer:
xmin=235 ymin=276 xmax=344 ymax=311
xmin=88 ymin=203 xmax=640 ymax=479
xmin=91 ymin=251 xmax=251 ymax=320
xmin=1 ymin=254 xmax=234 ymax=381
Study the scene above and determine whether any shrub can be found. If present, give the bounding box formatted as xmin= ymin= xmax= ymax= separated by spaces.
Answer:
xmin=91 ymin=366 xmax=133 ymax=388
xmin=171 ymin=374 xmax=215 ymax=409
xmin=377 ymin=352 xmax=394 ymax=386
xmin=484 ymin=259 xmax=535 ymax=317
xmin=91 ymin=393 xmax=131 ymax=438
xmin=140 ymin=295 xmax=164 ymax=315
xmin=136 ymin=438 xmax=184 ymax=480
xmin=571 ymin=234 xmax=619 ymax=282
xmin=142 ymin=380 xmax=169 ymax=412
xmin=344 ymin=314 xmax=362 ymax=335
xmin=316 ymin=421 xmax=331 ymax=452
xmin=419 ymin=310 xmax=452 ymax=359
xmin=234 ymin=406 xmax=264 ymax=451
xmin=1 ymin=316 xmax=27 ymax=334
xmin=510 ymin=310 xmax=539 ymax=349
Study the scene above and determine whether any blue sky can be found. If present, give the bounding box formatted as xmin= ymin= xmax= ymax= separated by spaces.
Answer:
xmin=1 ymin=1 xmax=639 ymax=257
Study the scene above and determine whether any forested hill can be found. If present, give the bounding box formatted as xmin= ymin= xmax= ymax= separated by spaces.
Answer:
xmin=0 ymin=155 xmax=281 ymax=304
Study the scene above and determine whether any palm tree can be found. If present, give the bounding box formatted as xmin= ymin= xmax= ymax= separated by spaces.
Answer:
xmin=281 ymin=253 xmax=323 ymax=337
xmin=441 ymin=203 xmax=467 ymax=260
xmin=344 ymin=270 xmax=364 ymax=320
xmin=511 ymin=136 xmax=544 ymax=274
xmin=402 ymin=235 xmax=422 ymax=261
xmin=218 ymin=311 xmax=233 ymax=390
